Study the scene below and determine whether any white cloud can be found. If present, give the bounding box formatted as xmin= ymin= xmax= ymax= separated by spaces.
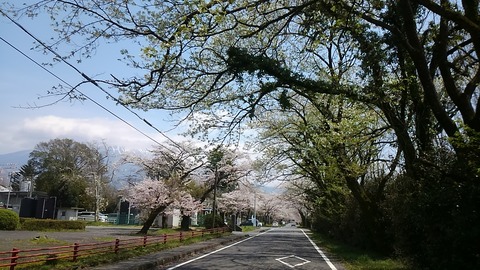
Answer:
xmin=0 ymin=115 xmax=170 ymax=154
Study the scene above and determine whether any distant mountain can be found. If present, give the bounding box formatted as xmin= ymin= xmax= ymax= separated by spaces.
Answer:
xmin=0 ymin=150 xmax=30 ymax=168
xmin=0 ymin=150 xmax=30 ymax=187
xmin=0 ymin=147 xmax=147 ymax=189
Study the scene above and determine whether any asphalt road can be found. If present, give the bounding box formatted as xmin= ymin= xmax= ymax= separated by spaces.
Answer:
xmin=160 ymin=225 xmax=345 ymax=270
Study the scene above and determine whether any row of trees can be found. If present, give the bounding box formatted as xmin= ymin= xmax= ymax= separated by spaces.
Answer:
xmin=122 ymin=142 xmax=252 ymax=233
xmin=4 ymin=0 xmax=479 ymax=269
xmin=20 ymin=138 xmax=286 ymax=233
xmin=122 ymin=141 xmax=294 ymax=233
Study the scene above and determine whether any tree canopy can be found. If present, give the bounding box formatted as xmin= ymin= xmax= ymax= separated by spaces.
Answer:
xmin=29 ymin=138 xmax=109 ymax=208
xmin=5 ymin=0 xmax=478 ymax=170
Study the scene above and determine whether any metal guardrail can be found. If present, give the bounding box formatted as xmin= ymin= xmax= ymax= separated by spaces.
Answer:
xmin=0 ymin=227 xmax=229 ymax=269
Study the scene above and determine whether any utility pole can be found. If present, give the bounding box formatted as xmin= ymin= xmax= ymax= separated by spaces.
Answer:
xmin=212 ymin=165 xmax=218 ymax=228
xmin=91 ymin=173 xmax=99 ymax=222
xmin=28 ymin=176 xmax=33 ymax=198
xmin=253 ymin=189 xmax=257 ymax=226
xmin=208 ymin=146 xmax=223 ymax=229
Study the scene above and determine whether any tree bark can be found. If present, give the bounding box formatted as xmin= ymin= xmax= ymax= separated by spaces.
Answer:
xmin=336 ymin=143 xmax=388 ymax=251
xmin=137 ymin=205 xmax=167 ymax=235
xmin=181 ymin=215 xmax=191 ymax=231
xmin=399 ymin=0 xmax=459 ymax=137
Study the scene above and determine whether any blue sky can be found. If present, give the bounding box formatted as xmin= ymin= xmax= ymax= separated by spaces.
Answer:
xmin=0 ymin=6 xmax=182 ymax=155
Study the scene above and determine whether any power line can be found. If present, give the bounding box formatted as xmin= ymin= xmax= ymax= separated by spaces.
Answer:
xmin=0 ymin=35 xmax=166 ymax=149
xmin=1 ymin=9 xmax=183 ymax=152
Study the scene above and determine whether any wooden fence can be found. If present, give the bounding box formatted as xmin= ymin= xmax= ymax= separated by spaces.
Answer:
xmin=0 ymin=227 xmax=229 ymax=270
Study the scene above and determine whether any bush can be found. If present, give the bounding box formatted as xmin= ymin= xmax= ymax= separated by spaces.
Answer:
xmin=20 ymin=218 xmax=86 ymax=231
xmin=386 ymin=154 xmax=480 ymax=270
xmin=0 ymin=209 xmax=20 ymax=230
xmin=203 ymin=214 xmax=226 ymax=229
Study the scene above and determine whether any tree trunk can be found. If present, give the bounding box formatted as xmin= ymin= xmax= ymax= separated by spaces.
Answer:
xmin=181 ymin=215 xmax=191 ymax=231
xmin=298 ymin=209 xmax=308 ymax=228
xmin=398 ymin=0 xmax=459 ymax=137
xmin=336 ymin=144 xmax=388 ymax=251
xmin=137 ymin=205 xmax=167 ymax=235
xmin=162 ymin=214 xmax=167 ymax=229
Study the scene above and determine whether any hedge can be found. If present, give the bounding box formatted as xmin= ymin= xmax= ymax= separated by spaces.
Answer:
xmin=20 ymin=218 xmax=86 ymax=231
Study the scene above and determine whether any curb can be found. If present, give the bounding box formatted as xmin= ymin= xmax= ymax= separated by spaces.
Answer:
xmin=89 ymin=233 xmax=247 ymax=270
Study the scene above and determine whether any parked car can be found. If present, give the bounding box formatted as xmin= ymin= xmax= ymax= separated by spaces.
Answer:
xmin=240 ymin=219 xmax=262 ymax=227
xmin=77 ymin=211 xmax=107 ymax=222
xmin=240 ymin=220 xmax=253 ymax=226
xmin=99 ymin=213 xmax=108 ymax=222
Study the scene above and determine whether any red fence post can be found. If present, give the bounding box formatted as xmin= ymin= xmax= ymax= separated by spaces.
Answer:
xmin=180 ymin=231 xmax=183 ymax=242
xmin=163 ymin=234 xmax=167 ymax=244
xmin=114 ymin=239 xmax=120 ymax=254
xmin=202 ymin=231 xmax=204 ymax=238
xmin=9 ymin=248 xmax=19 ymax=270
xmin=143 ymin=235 xmax=147 ymax=247
xmin=191 ymin=231 xmax=194 ymax=238
xmin=73 ymin=243 xmax=79 ymax=262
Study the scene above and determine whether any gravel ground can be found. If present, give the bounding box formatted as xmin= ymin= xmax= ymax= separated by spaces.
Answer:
xmin=0 ymin=226 xmax=147 ymax=251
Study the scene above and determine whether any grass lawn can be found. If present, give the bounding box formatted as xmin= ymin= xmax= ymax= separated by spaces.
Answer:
xmin=239 ymin=225 xmax=258 ymax=232
xmin=310 ymin=233 xmax=410 ymax=270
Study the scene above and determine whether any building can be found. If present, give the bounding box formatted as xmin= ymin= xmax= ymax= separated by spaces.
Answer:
xmin=0 ymin=190 xmax=49 ymax=214
xmin=57 ymin=207 xmax=84 ymax=221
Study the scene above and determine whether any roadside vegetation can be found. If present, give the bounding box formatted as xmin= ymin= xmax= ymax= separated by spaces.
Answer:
xmin=0 ymin=209 xmax=19 ymax=231
xmin=311 ymin=233 xmax=409 ymax=270
xmin=239 ymin=226 xmax=257 ymax=233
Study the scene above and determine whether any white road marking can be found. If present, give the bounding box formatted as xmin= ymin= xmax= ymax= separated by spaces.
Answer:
xmin=276 ymin=255 xmax=311 ymax=268
xmin=301 ymin=229 xmax=338 ymax=270
xmin=166 ymin=230 xmax=271 ymax=270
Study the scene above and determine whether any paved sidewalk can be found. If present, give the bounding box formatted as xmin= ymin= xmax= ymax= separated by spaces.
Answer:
xmin=89 ymin=232 xmax=250 ymax=270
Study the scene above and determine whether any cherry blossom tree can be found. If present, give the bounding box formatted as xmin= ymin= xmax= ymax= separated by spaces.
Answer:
xmin=175 ymin=192 xmax=203 ymax=230
xmin=256 ymin=193 xmax=286 ymax=225
xmin=191 ymin=146 xmax=252 ymax=208
xmin=123 ymin=142 xmax=252 ymax=232
xmin=123 ymin=142 xmax=203 ymax=234
xmin=126 ymin=178 xmax=175 ymax=221
xmin=217 ymin=189 xmax=251 ymax=215
xmin=127 ymin=178 xmax=174 ymax=211
xmin=128 ymin=177 xmax=204 ymax=231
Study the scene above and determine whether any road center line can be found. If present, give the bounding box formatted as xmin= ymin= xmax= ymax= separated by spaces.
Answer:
xmin=301 ymin=229 xmax=338 ymax=270
xmin=166 ymin=230 xmax=271 ymax=270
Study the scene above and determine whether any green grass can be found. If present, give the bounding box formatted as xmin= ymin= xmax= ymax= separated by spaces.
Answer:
xmin=84 ymin=221 xmax=114 ymax=226
xmin=239 ymin=226 xmax=257 ymax=232
xmin=3 ymin=236 xmax=69 ymax=253
xmin=28 ymin=236 xmax=68 ymax=246
xmin=310 ymin=233 xmax=410 ymax=270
